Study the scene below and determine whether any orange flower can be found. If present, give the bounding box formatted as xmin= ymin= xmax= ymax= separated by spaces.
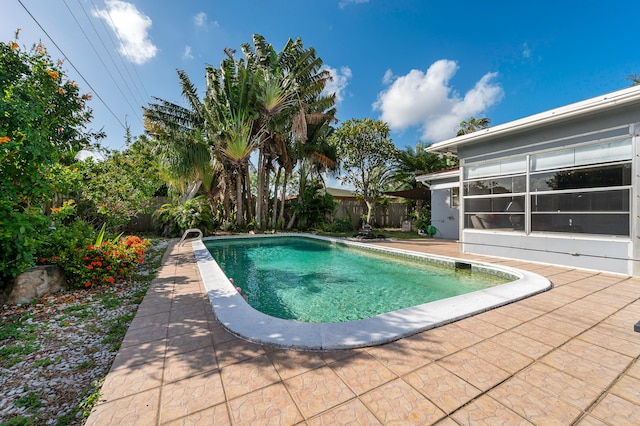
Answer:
xmin=9 ymin=41 xmax=18 ymax=50
xmin=0 ymin=136 xmax=10 ymax=143
xmin=46 ymin=69 xmax=58 ymax=80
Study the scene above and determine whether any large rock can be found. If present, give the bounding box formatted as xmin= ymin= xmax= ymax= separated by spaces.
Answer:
xmin=8 ymin=265 xmax=67 ymax=304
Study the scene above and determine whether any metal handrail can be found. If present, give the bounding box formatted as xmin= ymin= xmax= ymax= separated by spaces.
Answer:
xmin=179 ymin=228 xmax=203 ymax=246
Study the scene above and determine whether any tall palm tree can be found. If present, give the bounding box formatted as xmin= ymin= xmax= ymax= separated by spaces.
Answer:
xmin=219 ymin=115 xmax=258 ymax=226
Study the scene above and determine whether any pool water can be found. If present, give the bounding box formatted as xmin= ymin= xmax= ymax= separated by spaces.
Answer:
xmin=205 ymin=237 xmax=510 ymax=323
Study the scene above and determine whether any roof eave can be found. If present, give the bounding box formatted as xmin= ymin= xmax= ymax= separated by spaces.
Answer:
xmin=426 ymin=85 xmax=640 ymax=154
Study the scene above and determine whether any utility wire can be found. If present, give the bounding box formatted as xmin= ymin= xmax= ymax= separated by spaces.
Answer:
xmin=79 ymin=0 xmax=148 ymax=106
xmin=62 ymin=0 xmax=143 ymax=127
xmin=92 ymin=0 xmax=151 ymax=101
xmin=17 ymin=0 xmax=127 ymax=131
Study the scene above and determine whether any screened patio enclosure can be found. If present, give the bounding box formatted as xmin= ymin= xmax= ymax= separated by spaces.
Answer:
xmin=426 ymin=85 xmax=640 ymax=275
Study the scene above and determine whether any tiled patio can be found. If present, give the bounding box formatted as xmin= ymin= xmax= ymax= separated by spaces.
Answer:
xmin=86 ymin=238 xmax=640 ymax=425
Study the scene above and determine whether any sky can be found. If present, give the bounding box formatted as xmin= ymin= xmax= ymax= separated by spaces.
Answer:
xmin=4 ymin=0 xmax=640 ymax=154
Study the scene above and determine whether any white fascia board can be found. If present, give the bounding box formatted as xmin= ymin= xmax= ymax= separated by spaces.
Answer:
xmin=426 ymin=85 xmax=640 ymax=154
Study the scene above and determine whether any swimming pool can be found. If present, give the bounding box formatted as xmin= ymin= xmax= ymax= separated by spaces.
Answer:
xmin=194 ymin=234 xmax=551 ymax=350
xmin=205 ymin=237 xmax=511 ymax=322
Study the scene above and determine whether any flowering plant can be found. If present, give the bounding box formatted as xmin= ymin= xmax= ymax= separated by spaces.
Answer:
xmin=41 ymin=235 xmax=151 ymax=289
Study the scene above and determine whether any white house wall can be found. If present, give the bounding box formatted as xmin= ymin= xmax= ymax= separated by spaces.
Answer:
xmin=463 ymin=231 xmax=632 ymax=275
xmin=456 ymin=104 xmax=640 ymax=275
xmin=430 ymin=188 xmax=459 ymax=240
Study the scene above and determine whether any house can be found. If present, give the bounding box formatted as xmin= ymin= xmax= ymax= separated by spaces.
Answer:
xmin=416 ymin=168 xmax=460 ymax=240
xmin=425 ymin=85 xmax=640 ymax=276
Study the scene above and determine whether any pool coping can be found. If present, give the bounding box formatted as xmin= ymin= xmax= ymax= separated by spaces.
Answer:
xmin=193 ymin=233 xmax=552 ymax=350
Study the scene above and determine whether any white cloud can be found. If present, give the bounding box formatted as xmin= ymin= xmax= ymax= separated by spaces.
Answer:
xmin=382 ymin=69 xmax=394 ymax=85
xmin=322 ymin=66 xmax=352 ymax=103
xmin=373 ymin=60 xmax=504 ymax=142
xmin=339 ymin=0 xmax=369 ymax=9
xmin=93 ymin=0 xmax=157 ymax=65
xmin=193 ymin=12 xmax=207 ymax=28
xmin=522 ymin=42 xmax=532 ymax=59
xmin=183 ymin=45 xmax=193 ymax=60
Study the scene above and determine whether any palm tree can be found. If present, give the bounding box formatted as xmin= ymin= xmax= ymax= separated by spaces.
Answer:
xmin=456 ymin=116 xmax=491 ymax=136
xmin=219 ymin=115 xmax=259 ymax=226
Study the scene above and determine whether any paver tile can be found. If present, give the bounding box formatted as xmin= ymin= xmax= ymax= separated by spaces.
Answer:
xmin=404 ymin=362 xmax=482 ymax=414
xmin=285 ymin=365 xmax=356 ymax=419
xmin=306 ymin=399 xmax=382 ymax=425
xmin=360 ymin=379 xmax=445 ymax=425
xmin=609 ymin=375 xmax=640 ymax=406
xmin=560 ymin=338 xmax=633 ymax=373
xmin=517 ymin=362 xmax=602 ymax=410
xmin=220 ymin=354 xmax=280 ymax=400
xmin=163 ymin=346 xmax=218 ymax=383
xmin=465 ymin=339 xmax=533 ymax=374
xmin=451 ymin=394 xmax=533 ymax=426
xmin=267 ymin=348 xmax=326 ymax=380
xmin=511 ymin=321 xmax=572 ymax=347
xmin=589 ymin=393 xmax=640 ymax=426
xmin=438 ymin=349 xmax=511 ymax=391
xmin=365 ymin=340 xmax=432 ymax=376
xmin=214 ymin=337 xmax=265 ymax=367
xmin=159 ymin=369 xmax=226 ymax=424
xmin=99 ymin=357 xmax=164 ymax=401
xmin=228 ymin=382 xmax=303 ymax=426
xmin=540 ymin=348 xmax=623 ymax=389
xmin=162 ymin=403 xmax=231 ymax=426
xmin=85 ymin=387 xmax=160 ymax=426
xmin=491 ymin=330 xmax=554 ymax=360
xmin=329 ymin=352 xmax=397 ymax=395
xmin=489 ymin=376 xmax=582 ymax=424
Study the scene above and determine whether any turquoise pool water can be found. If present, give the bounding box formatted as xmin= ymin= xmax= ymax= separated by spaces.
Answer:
xmin=205 ymin=237 xmax=510 ymax=323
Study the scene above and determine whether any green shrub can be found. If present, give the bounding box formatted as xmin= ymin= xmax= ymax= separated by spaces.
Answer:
xmin=321 ymin=217 xmax=354 ymax=232
xmin=153 ymin=196 xmax=214 ymax=236
xmin=42 ymin=235 xmax=151 ymax=289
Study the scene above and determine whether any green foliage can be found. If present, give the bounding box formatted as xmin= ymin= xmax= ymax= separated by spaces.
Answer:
xmin=293 ymin=179 xmax=335 ymax=230
xmin=330 ymin=118 xmax=398 ymax=224
xmin=50 ymin=235 xmax=151 ymax=289
xmin=153 ymin=196 xmax=215 ymax=236
xmin=320 ymin=217 xmax=354 ymax=233
xmin=416 ymin=206 xmax=432 ymax=232
xmin=0 ymin=205 xmax=48 ymax=283
xmin=0 ymin=33 xmax=97 ymax=282
xmin=78 ymin=136 xmax=163 ymax=231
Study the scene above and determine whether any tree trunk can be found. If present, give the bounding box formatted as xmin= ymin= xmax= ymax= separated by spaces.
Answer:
xmin=245 ymin=165 xmax=253 ymax=223
xmin=365 ymin=199 xmax=375 ymax=225
xmin=180 ymin=179 xmax=202 ymax=203
xmin=255 ymin=150 xmax=264 ymax=229
xmin=278 ymin=169 xmax=288 ymax=227
xmin=271 ymin=166 xmax=281 ymax=228
xmin=235 ymin=170 xmax=243 ymax=227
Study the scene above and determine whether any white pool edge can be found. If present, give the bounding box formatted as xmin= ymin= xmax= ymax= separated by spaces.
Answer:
xmin=193 ymin=233 xmax=552 ymax=351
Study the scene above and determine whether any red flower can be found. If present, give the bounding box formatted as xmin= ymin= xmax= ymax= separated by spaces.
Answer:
xmin=86 ymin=245 xmax=94 ymax=249
xmin=119 ymin=269 xmax=124 ymax=273
xmin=106 ymin=277 xmax=115 ymax=283
xmin=83 ymin=256 xmax=90 ymax=261
xmin=106 ymin=266 xmax=112 ymax=271
xmin=40 ymin=258 xmax=47 ymax=264
xmin=87 ymin=265 xmax=93 ymax=270
xmin=137 ymin=258 xmax=144 ymax=263
xmin=85 ymin=282 xmax=91 ymax=287
xmin=51 ymin=256 xmax=59 ymax=261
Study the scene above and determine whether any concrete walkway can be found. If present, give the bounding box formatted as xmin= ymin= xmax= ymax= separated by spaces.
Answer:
xmin=86 ymin=238 xmax=640 ymax=425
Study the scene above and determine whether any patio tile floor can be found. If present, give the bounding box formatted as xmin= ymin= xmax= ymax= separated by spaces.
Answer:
xmin=86 ymin=239 xmax=640 ymax=425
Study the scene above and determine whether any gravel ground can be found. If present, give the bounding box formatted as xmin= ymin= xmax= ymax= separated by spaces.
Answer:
xmin=0 ymin=239 xmax=169 ymax=426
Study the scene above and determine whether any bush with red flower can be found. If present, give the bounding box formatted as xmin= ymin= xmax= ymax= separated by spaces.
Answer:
xmin=41 ymin=234 xmax=151 ymax=289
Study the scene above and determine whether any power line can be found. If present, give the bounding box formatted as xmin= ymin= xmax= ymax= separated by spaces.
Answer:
xmin=16 ymin=0 xmax=127 ymax=131
xmin=91 ymin=0 xmax=151 ymax=101
xmin=61 ymin=0 xmax=143 ymax=127
xmin=80 ymin=0 xmax=149 ymax=106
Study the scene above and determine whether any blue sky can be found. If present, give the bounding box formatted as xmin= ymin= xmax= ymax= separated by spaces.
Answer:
xmin=4 ymin=0 xmax=640 ymax=153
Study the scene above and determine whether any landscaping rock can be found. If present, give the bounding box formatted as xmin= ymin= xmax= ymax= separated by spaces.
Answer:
xmin=8 ymin=265 xmax=67 ymax=304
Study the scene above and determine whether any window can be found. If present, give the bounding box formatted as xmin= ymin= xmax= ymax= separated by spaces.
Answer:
xmin=463 ymin=138 xmax=632 ymax=236
xmin=449 ymin=187 xmax=459 ymax=207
